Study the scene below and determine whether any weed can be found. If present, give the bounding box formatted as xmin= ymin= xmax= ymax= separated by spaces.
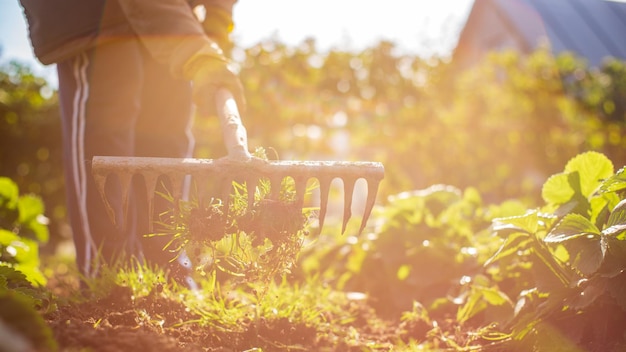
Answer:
xmin=150 ymin=148 xmax=316 ymax=289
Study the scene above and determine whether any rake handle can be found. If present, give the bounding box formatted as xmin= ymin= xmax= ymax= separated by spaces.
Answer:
xmin=215 ymin=88 xmax=252 ymax=159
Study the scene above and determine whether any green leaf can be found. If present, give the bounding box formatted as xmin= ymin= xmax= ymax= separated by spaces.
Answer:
xmin=552 ymin=244 xmax=570 ymax=264
xmin=0 ymin=230 xmax=44 ymax=286
xmin=568 ymin=277 xmax=607 ymax=310
xmin=17 ymin=195 xmax=49 ymax=243
xmin=0 ymin=290 xmax=58 ymax=351
xmin=590 ymin=192 xmax=619 ymax=228
xmin=457 ymin=289 xmax=486 ymax=323
xmin=606 ymin=199 xmax=626 ymax=229
xmin=17 ymin=195 xmax=44 ymax=223
xmin=549 ymin=231 xmax=603 ymax=276
xmin=564 ymin=151 xmax=613 ymax=198
xmin=463 ymin=187 xmax=482 ymax=205
xmin=597 ymin=166 xmax=626 ymax=195
xmin=457 ymin=286 xmax=512 ymax=324
xmin=598 ymin=237 xmax=626 ymax=276
xmin=603 ymin=224 xmax=626 ymax=238
xmin=0 ymin=177 xmax=19 ymax=209
xmin=484 ymin=232 xmax=532 ymax=267
xmin=12 ymin=263 xmax=46 ymax=287
xmin=542 ymin=172 xmax=576 ymax=205
xmin=544 ymin=171 xmax=592 ymax=217
xmin=493 ymin=211 xmax=539 ymax=234
xmin=0 ymin=178 xmax=20 ymax=229
xmin=0 ymin=229 xmax=20 ymax=246
xmin=0 ymin=265 xmax=30 ymax=288
xmin=544 ymin=213 xmax=600 ymax=243
xmin=481 ymin=286 xmax=512 ymax=306
xmin=572 ymin=238 xmax=604 ymax=276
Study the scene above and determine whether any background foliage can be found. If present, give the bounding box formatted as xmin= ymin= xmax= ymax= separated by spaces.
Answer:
xmin=3 ymin=42 xmax=626 ymax=246
xmin=0 ymin=62 xmax=65 ymax=251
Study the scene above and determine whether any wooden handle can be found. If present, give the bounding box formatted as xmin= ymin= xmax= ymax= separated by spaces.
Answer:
xmin=215 ymin=88 xmax=251 ymax=159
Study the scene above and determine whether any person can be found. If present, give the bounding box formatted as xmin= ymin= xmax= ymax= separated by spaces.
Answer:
xmin=18 ymin=0 xmax=246 ymax=284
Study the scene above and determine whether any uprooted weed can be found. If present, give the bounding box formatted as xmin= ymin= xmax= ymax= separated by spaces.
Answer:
xmin=149 ymin=148 xmax=318 ymax=290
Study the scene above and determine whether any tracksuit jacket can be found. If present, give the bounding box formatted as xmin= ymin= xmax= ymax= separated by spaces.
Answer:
xmin=19 ymin=0 xmax=235 ymax=76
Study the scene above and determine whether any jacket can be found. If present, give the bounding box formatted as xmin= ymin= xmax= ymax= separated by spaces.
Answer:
xmin=19 ymin=0 xmax=235 ymax=77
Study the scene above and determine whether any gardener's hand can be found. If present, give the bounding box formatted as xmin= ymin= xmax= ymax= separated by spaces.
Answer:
xmin=182 ymin=42 xmax=246 ymax=116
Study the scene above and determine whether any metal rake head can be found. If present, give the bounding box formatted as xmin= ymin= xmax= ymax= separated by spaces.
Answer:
xmin=91 ymin=156 xmax=384 ymax=236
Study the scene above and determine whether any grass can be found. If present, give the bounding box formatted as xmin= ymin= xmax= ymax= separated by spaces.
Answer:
xmin=39 ymin=253 xmax=400 ymax=351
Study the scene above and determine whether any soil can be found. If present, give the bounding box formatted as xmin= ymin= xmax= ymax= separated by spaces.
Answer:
xmin=42 ymin=278 xmax=410 ymax=352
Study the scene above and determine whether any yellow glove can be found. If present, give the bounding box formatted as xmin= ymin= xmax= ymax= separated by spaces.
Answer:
xmin=183 ymin=42 xmax=246 ymax=116
xmin=202 ymin=5 xmax=234 ymax=56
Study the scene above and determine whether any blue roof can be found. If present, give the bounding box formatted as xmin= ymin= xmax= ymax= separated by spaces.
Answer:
xmin=496 ymin=0 xmax=626 ymax=66
xmin=498 ymin=0 xmax=626 ymax=66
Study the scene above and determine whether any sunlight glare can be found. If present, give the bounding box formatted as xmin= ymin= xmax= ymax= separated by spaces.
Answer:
xmin=234 ymin=0 xmax=474 ymax=57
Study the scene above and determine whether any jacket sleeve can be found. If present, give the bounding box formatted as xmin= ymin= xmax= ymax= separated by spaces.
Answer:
xmin=117 ymin=0 xmax=227 ymax=77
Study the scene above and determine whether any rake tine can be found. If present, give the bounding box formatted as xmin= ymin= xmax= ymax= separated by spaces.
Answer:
xmin=269 ymin=175 xmax=283 ymax=200
xmin=193 ymin=174 xmax=207 ymax=208
xmin=341 ymin=177 xmax=357 ymax=235
xmin=220 ymin=177 xmax=233 ymax=220
xmin=358 ymin=178 xmax=382 ymax=235
xmin=118 ymin=172 xmax=134 ymax=232
xmin=92 ymin=171 xmax=116 ymax=225
xmin=317 ymin=176 xmax=332 ymax=233
xmin=293 ymin=175 xmax=307 ymax=210
xmin=144 ymin=171 xmax=159 ymax=233
xmin=169 ymin=172 xmax=187 ymax=219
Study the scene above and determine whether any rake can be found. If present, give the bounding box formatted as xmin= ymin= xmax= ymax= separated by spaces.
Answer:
xmin=91 ymin=89 xmax=384 ymax=236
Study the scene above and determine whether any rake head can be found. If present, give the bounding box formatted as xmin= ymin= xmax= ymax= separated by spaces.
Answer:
xmin=91 ymin=156 xmax=384 ymax=236
xmin=91 ymin=89 xmax=384 ymax=238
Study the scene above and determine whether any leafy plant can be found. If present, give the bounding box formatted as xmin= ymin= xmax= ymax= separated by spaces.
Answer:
xmin=297 ymin=184 xmax=527 ymax=319
xmin=295 ymin=151 xmax=626 ymax=351
xmin=0 ymin=176 xmax=49 ymax=285
xmin=485 ymin=151 xmax=626 ymax=350
xmin=0 ymin=287 xmax=57 ymax=352
xmin=0 ymin=177 xmax=56 ymax=351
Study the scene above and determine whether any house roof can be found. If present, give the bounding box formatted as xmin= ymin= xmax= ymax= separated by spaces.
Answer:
xmin=456 ymin=0 xmax=626 ymax=67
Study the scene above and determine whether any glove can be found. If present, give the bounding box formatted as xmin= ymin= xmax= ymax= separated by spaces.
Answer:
xmin=182 ymin=41 xmax=246 ymax=116
xmin=202 ymin=5 xmax=234 ymax=56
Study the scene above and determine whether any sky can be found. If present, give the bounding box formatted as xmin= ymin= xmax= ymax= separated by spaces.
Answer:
xmin=0 ymin=0 xmax=474 ymax=84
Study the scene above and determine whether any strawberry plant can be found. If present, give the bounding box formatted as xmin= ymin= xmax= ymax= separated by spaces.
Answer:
xmin=483 ymin=151 xmax=626 ymax=350
xmin=0 ymin=268 xmax=57 ymax=352
xmin=0 ymin=176 xmax=49 ymax=286
xmin=297 ymin=184 xmax=527 ymax=320
xmin=0 ymin=177 xmax=56 ymax=351
xmin=295 ymin=151 xmax=626 ymax=351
